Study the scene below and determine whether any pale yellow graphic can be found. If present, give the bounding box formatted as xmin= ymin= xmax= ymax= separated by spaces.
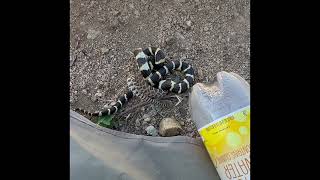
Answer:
xmin=239 ymin=126 xmax=248 ymax=135
xmin=226 ymin=132 xmax=242 ymax=148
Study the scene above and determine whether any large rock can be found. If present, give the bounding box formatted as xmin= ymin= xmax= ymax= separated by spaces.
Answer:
xmin=159 ymin=118 xmax=182 ymax=137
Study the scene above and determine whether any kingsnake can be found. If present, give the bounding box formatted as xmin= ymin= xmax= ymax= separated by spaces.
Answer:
xmin=75 ymin=47 xmax=195 ymax=116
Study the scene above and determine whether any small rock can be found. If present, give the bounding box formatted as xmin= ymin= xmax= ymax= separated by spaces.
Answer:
xmin=134 ymin=10 xmax=140 ymax=17
xmin=81 ymin=89 xmax=87 ymax=94
xmin=159 ymin=118 xmax=182 ymax=137
xmin=141 ymin=106 xmax=145 ymax=111
xmin=95 ymin=92 xmax=102 ymax=98
xmin=165 ymin=37 xmax=176 ymax=46
xmin=204 ymin=26 xmax=209 ymax=32
xmin=87 ymin=29 xmax=100 ymax=39
xmin=129 ymin=3 xmax=134 ymax=9
xmin=80 ymin=21 xmax=85 ymax=26
xmin=186 ymin=20 xmax=192 ymax=27
xmin=150 ymin=118 xmax=157 ymax=125
xmin=141 ymin=106 xmax=146 ymax=111
xmin=179 ymin=121 xmax=185 ymax=126
xmin=145 ymin=125 xmax=158 ymax=136
xmin=135 ymin=119 xmax=141 ymax=127
xmin=143 ymin=114 xmax=151 ymax=122
xmin=110 ymin=19 xmax=120 ymax=29
xmin=112 ymin=10 xmax=120 ymax=16
xmin=91 ymin=96 xmax=97 ymax=102
xmin=175 ymin=32 xmax=185 ymax=40
xmin=216 ymin=5 xmax=220 ymax=10
xmin=92 ymin=92 xmax=102 ymax=102
xmin=101 ymin=47 xmax=109 ymax=54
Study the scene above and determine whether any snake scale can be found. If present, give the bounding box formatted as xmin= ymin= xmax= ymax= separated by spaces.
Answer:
xmin=75 ymin=47 xmax=195 ymax=116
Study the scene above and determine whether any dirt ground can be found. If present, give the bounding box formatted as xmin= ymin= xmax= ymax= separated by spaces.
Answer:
xmin=70 ymin=0 xmax=250 ymax=137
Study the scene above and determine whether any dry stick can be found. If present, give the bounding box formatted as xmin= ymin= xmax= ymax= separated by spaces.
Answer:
xmin=117 ymin=101 xmax=150 ymax=117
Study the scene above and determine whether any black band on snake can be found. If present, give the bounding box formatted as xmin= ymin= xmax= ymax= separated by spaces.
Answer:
xmin=133 ymin=47 xmax=194 ymax=94
xmin=76 ymin=90 xmax=133 ymax=116
xmin=75 ymin=47 xmax=195 ymax=117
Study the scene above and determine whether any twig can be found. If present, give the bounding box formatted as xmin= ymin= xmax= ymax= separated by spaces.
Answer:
xmin=71 ymin=56 xmax=77 ymax=67
xmin=117 ymin=101 xmax=151 ymax=116
xmin=158 ymin=94 xmax=189 ymax=101
xmin=117 ymin=94 xmax=190 ymax=117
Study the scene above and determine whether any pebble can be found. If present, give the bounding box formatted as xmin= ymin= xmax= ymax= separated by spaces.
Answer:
xmin=186 ymin=20 xmax=192 ymax=27
xmin=110 ymin=19 xmax=120 ymax=29
xmin=87 ymin=29 xmax=100 ymax=39
xmin=165 ymin=37 xmax=176 ymax=46
xmin=179 ymin=121 xmax=185 ymax=126
xmin=143 ymin=114 xmax=151 ymax=122
xmin=145 ymin=125 xmax=158 ymax=136
xmin=101 ymin=47 xmax=109 ymax=54
xmin=92 ymin=92 xmax=102 ymax=102
xmin=91 ymin=96 xmax=97 ymax=102
xmin=135 ymin=119 xmax=141 ymax=127
xmin=159 ymin=117 xmax=182 ymax=137
xmin=112 ymin=10 xmax=120 ymax=16
xmin=95 ymin=92 xmax=102 ymax=97
xmin=81 ymin=89 xmax=87 ymax=94
xmin=134 ymin=10 xmax=140 ymax=17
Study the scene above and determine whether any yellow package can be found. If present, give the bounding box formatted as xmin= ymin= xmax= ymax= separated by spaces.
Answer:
xmin=198 ymin=106 xmax=250 ymax=180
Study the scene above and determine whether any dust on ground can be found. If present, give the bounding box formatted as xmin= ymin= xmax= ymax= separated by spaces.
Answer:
xmin=70 ymin=0 xmax=250 ymax=137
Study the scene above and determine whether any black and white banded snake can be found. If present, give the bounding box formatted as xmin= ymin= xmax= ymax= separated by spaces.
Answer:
xmin=75 ymin=47 xmax=195 ymax=116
